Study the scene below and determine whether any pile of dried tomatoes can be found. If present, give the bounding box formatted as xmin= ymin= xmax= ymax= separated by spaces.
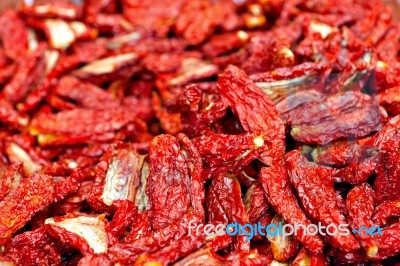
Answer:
xmin=0 ymin=0 xmax=400 ymax=265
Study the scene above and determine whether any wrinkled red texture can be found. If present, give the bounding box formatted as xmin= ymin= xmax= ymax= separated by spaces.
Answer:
xmin=4 ymin=228 xmax=61 ymax=266
xmin=207 ymin=172 xmax=250 ymax=253
xmin=346 ymin=183 xmax=400 ymax=259
xmin=218 ymin=65 xmax=285 ymax=165
xmin=286 ymin=150 xmax=360 ymax=252
xmin=259 ymin=164 xmax=325 ymax=252
xmin=0 ymin=10 xmax=29 ymax=61
xmin=0 ymin=174 xmax=54 ymax=245
xmin=0 ymin=0 xmax=399 ymax=264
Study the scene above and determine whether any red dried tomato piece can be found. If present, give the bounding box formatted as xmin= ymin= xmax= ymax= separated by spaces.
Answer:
xmin=171 ymin=84 xmax=227 ymax=138
xmin=18 ymin=54 xmax=81 ymax=113
xmin=266 ymin=215 xmax=300 ymax=262
xmin=80 ymin=213 xmax=198 ymax=265
xmin=2 ymin=44 xmax=47 ymax=105
xmin=290 ymin=92 xmax=382 ymax=144
xmin=379 ymin=86 xmax=400 ymax=115
xmin=135 ymin=234 xmax=206 ymax=266
xmin=87 ymin=142 xmax=147 ymax=212
xmin=193 ymin=132 xmax=270 ymax=180
xmin=311 ymin=140 xmax=361 ymax=167
xmin=218 ymin=65 xmax=285 ymax=164
xmin=175 ymin=0 xmax=219 ymax=45
xmin=171 ymin=248 xmax=226 ymax=266
xmin=52 ymin=168 xmax=84 ymax=202
xmin=202 ymin=32 xmax=249 ymax=58
xmin=45 ymin=213 xmax=108 ymax=255
xmin=0 ymin=98 xmax=28 ymax=130
xmin=30 ymin=107 xmax=138 ymax=146
xmin=106 ymin=200 xmax=137 ymax=243
xmin=250 ymin=62 xmax=330 ymax=83
xmin=4 ymin=227 xmax=61 ymax=266
xmin=0 ymin=63 xmax=17 ymax=87
xmin=372 ymin=114 xmax=400 ymax=149
xmin=292 ymin=247 xmax=329 ymax=266
xmin=142 ymin=52 xmax=201 ymax=74
xmin=372 ymin=199 xmax=400 ymax=227
xmin=346 ymin=183 xmax=400 ymax=259
xmin=286 ymin=150 xmax=360 ymax=252
xmin=146 ymin=134 xmax=204 ymax=231
xmin=206 ymin=172 xmax=250 ymax=253
xmin=374 ymin=138 xmax=400 ymax=204
xmin=345 ymin=184 xmax=376 ymax=257
xmin=0 ymin=10 xmax=29 ymax=61
xmin=122 ymin=210 xmax=152 ymax=243
xmin=259 ymin=164 xmax=325 ymax=252
xmin=244 ymin=182 xmax=269 ymax=224
xmin=54 ymin=76 xmax=119 ymax=108
xmin=333 ymin=153 xmax=379 ymax=184
xmin=0 ymin=174 xmax=54 ymax=245
xmin=0 ymin=163 xmax=24 ymax=201
xmin=122 ymin=0 xmax=185 ymax=37
xmin=21 ymin=1 xmax=82 ymax=20
xmin=72 ymin=53 xmax=140 ymax=85
xmin=240 ymin=35 xmax=296 ymax=74
xmin=5 ymin=139 xmax=49 ymax=175
xmin=157 ymin=57 xmax=219 ymax=88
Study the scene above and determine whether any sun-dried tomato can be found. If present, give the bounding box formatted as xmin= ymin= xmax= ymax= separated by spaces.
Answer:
xmin=379 ymin=86 xmax=400 ymax=115
xmin=372 ymin=199 xmax=400 ymax=227
xmin=157 ymin=57 xmax=219 ymax=89
xmin=19 ymin=43 xmax=107 ymax=113
xmin=87 ymin=142 xmax=146 ymax=212
xmin=193 ymin=132 xmax=270 ymax=180
xmin=4 ymin=227 xmax=61 ymax=266
xmin=244 ymin=182 xmax=269 ymax=224
xmin=169 ymin=83 xmax=227 ymax=138
xmin=174 ymin=0 xmax=219 ymax=45
xmin=370 ymin=115 xmax=400 ymax=203
xmin=267 ymin=215 xmax=300 ymax=262
xmin=45 ymin=213 xmax=108 ymax=255
xmin=21 ymin=1 xmax=82 ymax=20
xmin=106 ymin=200 xmax=137 ymax=242
xmin=170 ymin=248 xmax=226 ymax=266
xmin=29 ymin=107 xmax=140 ymax=146
xmin=80 ymin=213 xmax=198 ymax=265
xmin=72 ymin=53 xmax=140 ymax=85
xmin=0 ymin=10 xmax=29 ymax=61
xmin=333 ymin=153 xmax=379 ymax=184
xmin=259 ymin=164 xmax=324 ymax=252
xmin=0 ymin=174 xmax=54 ymax=245
xmin=292 ymin=247 xmax=330 ymax=266
xmin=122 ymin=0 xmax=184 ymax=37
xmin=218 ymin=65 xmax=285 ymax=164
xmin=146 ymin=134 xmax=204 ymax=231
xmin=0 ymin=0 xmax=399 ymax=264
xmin=0 ymin=163 xmax=24 ymax=201
xmin=54 ymin=76 xmax=119 ymax=109
xmin=374 ymin=138 xmax=400 ymax=204
xmin=206 ymin=172 xmax=250 ymax=253
xmin=286 ymin=150 xmax=360 ymax=252
xmin=289 ymin=91 xmax=382 ymax=144
xmin=346 ymin=183 xmax=400 ymax=259
xmin=5 ymin=138 xmax=49 ymax=175
xmin=202 ymin=32 xmax=249 ymax=58
xmin=122 ymin=211 xmax=152 ymax=244
xmin=134 ymin=234 xmax=206 ymax=266
xmin=311 ymin=140 xmax=361 ymax=167
xmin=2 ymin=44 xmax=47 ymax=105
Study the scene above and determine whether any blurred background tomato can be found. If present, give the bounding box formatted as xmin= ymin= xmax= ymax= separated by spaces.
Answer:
xmin=0 ymin=0 xmax=399 ymax=19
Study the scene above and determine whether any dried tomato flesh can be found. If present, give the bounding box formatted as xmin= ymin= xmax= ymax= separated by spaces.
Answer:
xmin=0 ymin=0 xmax=399 ymax=265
